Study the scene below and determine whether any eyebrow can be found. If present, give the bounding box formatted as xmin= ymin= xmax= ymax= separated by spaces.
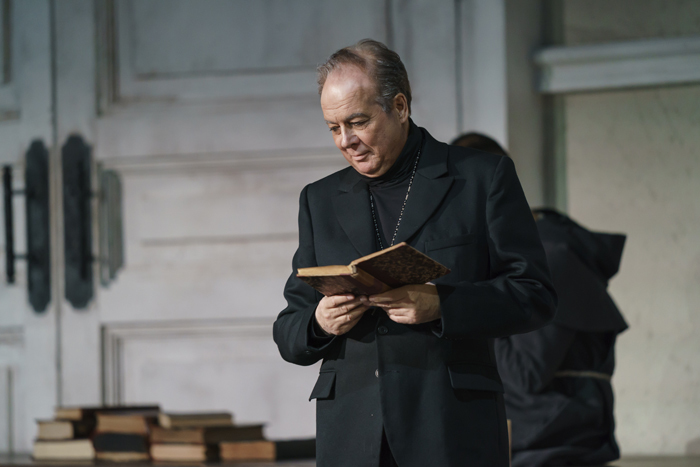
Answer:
xmin=325 ymin=112 xmax=370 ymax=125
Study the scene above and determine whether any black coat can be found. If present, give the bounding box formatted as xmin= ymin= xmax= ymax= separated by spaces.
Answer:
xmin=273 ymin=128 xmax=557 ymax=467
xmin=495 ymin=210 xmax=628 ymax=467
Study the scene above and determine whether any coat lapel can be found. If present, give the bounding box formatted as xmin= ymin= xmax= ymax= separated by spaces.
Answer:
xmin=394 ymin=131 xmax=454 ymax=244
xmin=332 ymin=169 xmax=377 ymax=257
xmin=332 ymin=129 xmax=454 ymax=254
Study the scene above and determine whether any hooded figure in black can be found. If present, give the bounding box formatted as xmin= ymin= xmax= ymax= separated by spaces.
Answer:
xmin=494 ymin=209 xmax=628 ymax=467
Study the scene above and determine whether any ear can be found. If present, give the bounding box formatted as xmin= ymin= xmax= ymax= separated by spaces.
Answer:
xmin=393 ymin=93 xmax=409 ymax=123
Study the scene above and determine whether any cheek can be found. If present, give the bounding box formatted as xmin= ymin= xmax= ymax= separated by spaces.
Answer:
xmin=355 ymin=130 xmax=376 ymax=151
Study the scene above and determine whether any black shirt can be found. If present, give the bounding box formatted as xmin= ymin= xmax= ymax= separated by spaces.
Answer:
xmin=360 ymin=120 xmax=423 ymax=249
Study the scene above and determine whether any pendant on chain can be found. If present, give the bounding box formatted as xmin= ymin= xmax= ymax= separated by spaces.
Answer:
xmin=369 ymin=148 xmax=422 ymax=250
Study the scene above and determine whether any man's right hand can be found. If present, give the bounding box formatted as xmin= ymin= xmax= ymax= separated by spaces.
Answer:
xmin=315 ymin=294 xmax=370 ymax=336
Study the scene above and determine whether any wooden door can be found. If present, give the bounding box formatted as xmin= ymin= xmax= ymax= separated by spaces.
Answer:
xmin=62 ymin=0 xmax=396 ymax=441
xmin=2 ymin=0 xmax=471 ymax=450
xmin=0 ymin=0 xmax=58 ymax=453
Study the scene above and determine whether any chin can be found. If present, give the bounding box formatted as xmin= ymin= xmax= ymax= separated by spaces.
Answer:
xmin=355 ymin=164 xmax=381 ymax=177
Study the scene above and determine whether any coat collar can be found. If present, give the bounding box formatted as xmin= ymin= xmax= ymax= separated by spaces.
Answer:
xmin=333 ymin=128 xmax=454 ymax=256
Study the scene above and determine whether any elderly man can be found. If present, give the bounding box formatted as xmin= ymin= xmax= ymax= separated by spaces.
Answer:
xmin=273 ymin=39 xmax=557 ymax=467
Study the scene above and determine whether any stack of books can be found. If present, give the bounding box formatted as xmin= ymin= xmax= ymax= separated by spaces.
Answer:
xmin=32 ymin=405 xmax=158 ymax=461
xmin=151 ymin=412 xmax=315 ymax=462
xmin=150 ymin=411 xmax=257 ymax=462
xmin=219 ymin=438 xmax=316 ymax=462
xmin=33 ymin=405 xmax=316 ymax=462
xmin=92 ymin=407 xmax=160 ymax=461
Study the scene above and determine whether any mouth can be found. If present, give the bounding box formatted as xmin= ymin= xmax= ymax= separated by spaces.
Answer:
xmin=349 ymin=152 xmax=370 ymax=160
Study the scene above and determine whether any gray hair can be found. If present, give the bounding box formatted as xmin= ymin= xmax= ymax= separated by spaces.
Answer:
xmin=317 ymin=39 xmax=412 ymax=114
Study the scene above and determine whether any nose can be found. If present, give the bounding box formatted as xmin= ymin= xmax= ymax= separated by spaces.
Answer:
xmin=340 ymin=127 xmax=359 ymax=149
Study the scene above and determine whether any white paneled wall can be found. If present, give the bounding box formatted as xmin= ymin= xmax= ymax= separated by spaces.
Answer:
xmin=0 ymin=0 xmax=550 ymax=452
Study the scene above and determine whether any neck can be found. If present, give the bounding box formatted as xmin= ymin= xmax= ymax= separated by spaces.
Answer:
xmin=362 ymin=119 xmax=421 ymax=186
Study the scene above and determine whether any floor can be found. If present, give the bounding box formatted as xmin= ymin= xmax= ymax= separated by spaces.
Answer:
xmin=238 ymin=458 xmax=700 ymax=466
xmin=263 ymin=457 xmax=700 ymax=466
xmin=2 ymin=455 xmax=699 ymax=466
xmin=609 ymin=458 xmax=700 ymax=467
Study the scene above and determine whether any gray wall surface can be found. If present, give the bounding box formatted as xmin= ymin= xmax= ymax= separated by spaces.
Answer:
xmin=562 ymin=0 xmax=700 ymax=455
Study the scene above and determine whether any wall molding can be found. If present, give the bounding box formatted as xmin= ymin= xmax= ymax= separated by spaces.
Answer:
xmin=0 ymin=0 xmax=18 ymax=120
xmin=535 ymin=36 xmax=700 ymax=94
xmin=140 ymin=232 xmax=297 ymax=248
xmin=97 ymin=0 xmax=392 ymax=108
xmin=98 ymin=147 xmax=345 ymax=174
xmin=0 ymin=327 xmax=23 ymax=347
xmin=101 ymin=318 xmax=274 ymax=405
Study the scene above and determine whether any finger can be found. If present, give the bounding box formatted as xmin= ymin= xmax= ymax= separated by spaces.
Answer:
xmin=372 ymin=301 xmax=404 ymax=308
xmin=385 ymin=307 xmax=412 ymax=317
xmin=388 ymin=313 xmax=417 ymax=325
xmin=329 ymin=300 xmax=367 ymax=318
xmin=340 ymin=305 xmax=370 ymax=322
xmin=368 ymin=289 xmax=405 ymax=303
xmin=329 ymin=294 xmax=356 ymax=307
xmin=336 ymin=308 xmax=369 ymax=333
xmin=333 ymin=307 xmax=369 ymax=333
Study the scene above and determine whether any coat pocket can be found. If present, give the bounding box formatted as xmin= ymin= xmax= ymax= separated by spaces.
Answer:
xmin=308 ymin=371 xmax=336 ymax=401
xmin=447 ymin=362 xmax=504 ymax=393
xmin=425 ymin=233 xmax=475 ymax=251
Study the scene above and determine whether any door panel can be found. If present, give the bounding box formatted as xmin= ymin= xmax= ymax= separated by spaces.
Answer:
xmin=98 ymin=161 xmax=344 ymax=324
xmin=104 ymin=319 xmax=318 ymax=439
xmin=2 ymin=0 xmax=469 ymax=445
xmin=115 ymin=0 xmax=389 ymax=102
xmin=0 ymin=0 xmax=56 ymax=453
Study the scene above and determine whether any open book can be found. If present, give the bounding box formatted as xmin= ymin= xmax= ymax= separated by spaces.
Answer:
xmin=297 ymin=242 xmax=450 ymax=296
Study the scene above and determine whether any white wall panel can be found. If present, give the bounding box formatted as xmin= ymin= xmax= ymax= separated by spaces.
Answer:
xmin=115 ymin=0 xmax=389 ymax=103
xmin=561 ymin=0 xmax=700 ymax=455
xmin=566 ymin=84 xmax=700 ymax=455
xmin=104 ymin=320 xmax=319 ymax=439
xmin=0 ymin=328 xmax=25 ymax=454
xmin=97 ymin=161 xmax=344 ymax=324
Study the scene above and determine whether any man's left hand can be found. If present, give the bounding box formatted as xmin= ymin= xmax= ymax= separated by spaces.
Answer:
xmin=368 ymin=284 xmax=441 ymax=325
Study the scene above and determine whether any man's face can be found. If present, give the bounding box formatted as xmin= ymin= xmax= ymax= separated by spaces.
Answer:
xmin=321 ymin=66 xmax=408 ymax=178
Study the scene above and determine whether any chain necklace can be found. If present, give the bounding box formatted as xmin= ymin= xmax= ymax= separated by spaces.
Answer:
xmin=368 ymin=148 xmax=422 ymax=250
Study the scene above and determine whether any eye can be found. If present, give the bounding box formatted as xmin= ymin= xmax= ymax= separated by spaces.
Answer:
xmin=351 ymin=120 xmax=368 ymax=127
xmin=329 ymin=126 xmax=340 ymax=133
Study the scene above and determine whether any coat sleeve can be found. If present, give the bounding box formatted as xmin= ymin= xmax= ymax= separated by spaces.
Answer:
xmin=434 ymin=156 xmax=557 ymax=339
xmin=273 ymin=185 xmax=338 ymax=366
xmin=493 ymin=324 xmax=576 ymax=393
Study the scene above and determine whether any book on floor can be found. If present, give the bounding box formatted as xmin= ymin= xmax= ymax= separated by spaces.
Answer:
xmin=54 ymin=404 xmax=159 ymax=421
xmin=36 ymin=419 xmax=94 ymax=440
xmin=158 ymin=411 xmax=233 ymax=429
xmin=219 ymin=438 xmax=315 ymax=462
xmin=150 ymin=423 xmax=264 ymax=444
xmin=32 ymin=439 xmax=95 ymax=460
xmin=92 ymin=432 xmax=149 ymax=461
xmin=297 ymin=242 xmax=450 ymax=296
xmin=150 ymin=443 xmax=220 ymax=462
xmin=95 ymin=411 xmax=157 ymax=435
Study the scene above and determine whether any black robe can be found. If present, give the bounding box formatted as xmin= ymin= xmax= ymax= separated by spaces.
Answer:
xmin=274 ymin=129 xmax=557 ymax=467
xmin=494 ymin=209 xmax=628 ymax=467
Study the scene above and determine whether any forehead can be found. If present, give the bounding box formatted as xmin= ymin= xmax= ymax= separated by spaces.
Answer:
xmin=320 ymin=66 xmax=378 ymax=118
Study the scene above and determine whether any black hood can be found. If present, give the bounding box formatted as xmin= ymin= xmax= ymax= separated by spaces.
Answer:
xmin=533 ymin=209 xmax=628 ymax=333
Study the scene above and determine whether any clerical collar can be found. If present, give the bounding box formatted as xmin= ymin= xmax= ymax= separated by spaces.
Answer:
xmin=361 ymin=119 xmax=422 ymax=188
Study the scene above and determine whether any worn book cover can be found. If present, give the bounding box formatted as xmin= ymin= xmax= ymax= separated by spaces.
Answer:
xmin=32 ymin=439 xmax=95 ymax=460
xmin=150 ymin=443 xmax=220 ymax=462
xmin=92 ymin=432 xmax=149 ymax=453
xmin=95 ymin=412 xmax=157 ymax=435
xmin=151 ymin=424 xmax=264 ymax=444
xmin=219 ymin=439 xmax=316 ymax=461
xmin=36 ymin=419 xmax=95 ymax=440
xmin=297 ymin=242 xmax=450 ymax=296
xmin=54 ymin=404 xmax=159 ymax=422
xmin=158 ymin=411 xmax=233 ymax=429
